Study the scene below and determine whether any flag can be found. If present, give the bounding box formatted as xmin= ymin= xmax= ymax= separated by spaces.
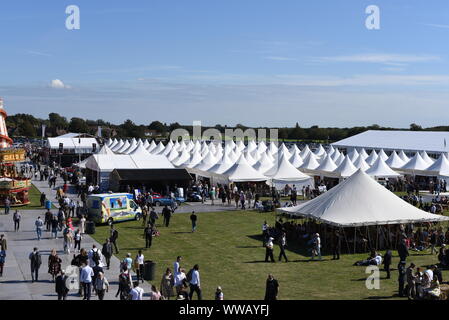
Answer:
xmin=97 ymin=126 xmax=102 ymax=138
xmin=445 ymin=138 xmax=447 ymax=148
xmin=41 ymin=124 xmax=46 ymax=138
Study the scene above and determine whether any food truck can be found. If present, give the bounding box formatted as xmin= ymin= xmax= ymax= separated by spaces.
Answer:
xmin=86 ymin=193 xmax=142 ymax=225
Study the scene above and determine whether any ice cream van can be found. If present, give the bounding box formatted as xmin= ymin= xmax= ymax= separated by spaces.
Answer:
xmin=86 ymin=193 xmax=142 ymax=225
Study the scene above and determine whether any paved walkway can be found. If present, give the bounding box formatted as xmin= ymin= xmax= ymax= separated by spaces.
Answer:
xmin=0 ymin=176 xmax=155 ymax=300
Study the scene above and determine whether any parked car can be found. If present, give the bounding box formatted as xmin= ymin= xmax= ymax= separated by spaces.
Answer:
xmin=186 ymin=191 xmax=202 ymax=202
xmin=152 ymin=193 xmax=185 ymax=206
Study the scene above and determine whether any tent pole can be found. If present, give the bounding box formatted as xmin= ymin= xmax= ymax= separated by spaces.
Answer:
xmin=366 ymin=226 xmax=372 ymax=253
xmin=354 ymin=227 xmax=357 ymax=254
xmin=376 ymin=225 xmax=379 ymax=250
xmin=341 ymin=227 xmax=350 ymax=254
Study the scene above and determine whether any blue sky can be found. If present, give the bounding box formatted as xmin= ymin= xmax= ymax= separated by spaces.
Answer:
xmin=1 ymin=0 xmax=449 ymax=127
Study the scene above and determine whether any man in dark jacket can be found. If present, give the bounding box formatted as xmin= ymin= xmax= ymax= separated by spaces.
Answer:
xmin=332 ymin=230 xmax=341 ymax=260
xmin=55 ymin=270 xmax=69 ymax=300
xmin=264 ymin=274 xmax=279 ymax=300
xmin=397 ymin=239 xmax=409 ymax=262
xmin=162 ymin=205 xmax=172 ymax=227
xmin=109 ymin=225 xmax=119 ymax=254
xmin=383 ymin=249 xmax=392 ymax=279
xmin=144 ymin=225 xmax=153 ymax=249
xmin=40 ymin=192 xmax=46 ymax=207
xmin=29 ymin=247 xmax=42 ymax=282
xmin=101 ymin=239 xmax=113 ymax=269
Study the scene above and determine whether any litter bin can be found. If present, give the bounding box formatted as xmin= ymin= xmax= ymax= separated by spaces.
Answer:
xmin=143 ymin=260 xmax=156 ymax=281
xmin=45 ymin=200 xmax=52 ymax=210
xmin=85 ymin=221 xmax=96 ymax=234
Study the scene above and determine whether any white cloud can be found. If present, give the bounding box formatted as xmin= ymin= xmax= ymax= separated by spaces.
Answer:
xmin=424 ymin=23 xmax=449 ymax=29
xmin=50 ymin=79 xmax=70 ymax=89
xmin=314 ymin=54 xmax=441 ymax=64
xmin=264 ymin=56 xmax=297 ymax=61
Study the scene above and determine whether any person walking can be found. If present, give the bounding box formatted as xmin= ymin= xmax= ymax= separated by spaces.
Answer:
xmin=45 ymin=210 xmax=52 ymax=232
xmin=160 ymin=268 xmax=174 ymax=300
xmin=264 ymin=274 xmax=279 ymax=300
xmin=162 ymin=205 xmax=172 ymax=227
xmin=29 ymin=247 xmax=42 ymax=282
xmin=149 ymin=207 xmax=158 ymax=227
xmin=144 ymin=224 xmax=153 ymax=249
xmin=0 ymin=234 xmax=6 ymax=252
xmin=190 ymin=211 xmax=197 ymax=233
xmin=101 ymin=238 xmax=113 ymax=269
xmin=73 ymin=229 xmax=82 ymax=253
xmin=383 ymin=249 xmax=392 ymax=279
xmin=406 ymin=262 xmax=417 ymax=300
xmin=332 ymin=230 xmax=341 ymax=260
xmin=135 ymin=250 xmax=145 ymax=283
xmin=40 ymin=192 xmax=46 ymax=207
xmin=4 ymin=197 xmax=10 ymax=215
xmin=35 ymin=217 xmax=44 ymax=240
xmin=50 ymin=216 xmax=58 ymax=239
xmin=48 ymin=249 xmax=62 ymax=282
xmin=149 ymin=284 xmax=162 ymax=300
xmin=174 ymin=268 xmax=186 ymax=295
xmin=13 ymin=210 xmax=21 ymax=232
xmin=110 ymin=225 xmax=119 ymax=254
xmin=80 ymin=262 xmax=94 ymax=300
xmin=265 ymin=237 xmax=275 ymax=263
xmin=63 ymin=225 xmax=73 ymax=254
xmin=188 ymin=264 xmax=202 ymax=300
xmin=55 ymin=270 xmax=69 ymax=300
xmin=174 ymin=256 xmax=182 ymax=275
xmin=94 ymin=272 xmax=109 ymax=300
xmin=397 ymin=261 xmax=407 ymax=298
xmin=116 ymin=266 xmax=132 ymax=300
xmin=311 ymin=233 xmax=322 ymax=261
xmin=79 ymin=215 xmax=86 ymax=234
xmin=278 ymin=232 xmax=288 ymax=262
xmin=0 ymin=249 xmax=5 ymax=277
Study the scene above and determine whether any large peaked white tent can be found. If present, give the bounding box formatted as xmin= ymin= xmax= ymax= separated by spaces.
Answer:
xmin=278 ymin=170 xmax=449 ymax=227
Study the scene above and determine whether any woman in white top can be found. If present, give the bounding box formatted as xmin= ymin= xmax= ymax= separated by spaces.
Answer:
xmin=135 ymin=250 xmax=145 ymax=283
xmin=79 ymin=215 xmax=86 ymax=234
xmin=174 ymin=268 xmax=186 ymax=295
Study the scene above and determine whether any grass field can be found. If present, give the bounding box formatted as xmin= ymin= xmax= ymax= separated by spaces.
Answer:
xmin=17 ymin=184 xmax=55 ymax=210
xmin=91 ymin=209 xmax=448 ymax=300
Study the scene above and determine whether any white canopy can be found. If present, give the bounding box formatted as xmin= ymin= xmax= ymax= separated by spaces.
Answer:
xmin=332 ymin=155 xmax=357 ymax=178
xmin=420 ymin=151 xmax=435 ymax=165
xmin=420 ymin=154 xmax=449 ymax=177
xmin=400 ymin=152 xmax=430 ymax=172
xmin=365 ymin=157 xmax=401 ymax=178
xmin=377 ymin=149 xmax=389 ymax=161
xmin=365 ymin=150 xmax=379 ymax=166
xmin=222 ymin=154 xmax=268 ymax=182
xmin=278 ymin=170 xmax=449 ymax=227
xmin=209 ymin=153 xmax=235 ymax=174
xmin=353 ymin=155 xmax=371 ymax=172
xmin=289 ymin=151 xmax=304 ymax=168
xmin=398 ymin=150 xmax=410 ymax=163
xmin=385 ymin=150 xmax=406 ymax=169
xmin=299 ymin=152 xmax=320 ymax=171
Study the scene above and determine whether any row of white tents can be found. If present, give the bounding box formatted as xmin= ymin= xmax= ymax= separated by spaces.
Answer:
xmin=101 ymin=138 xmax=449 ymax=187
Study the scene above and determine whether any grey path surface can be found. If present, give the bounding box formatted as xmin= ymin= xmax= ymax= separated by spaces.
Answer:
xmin=0 ymin=176 xmax=237 ymax=300
xmin=0 ymin=177 xmax=155 ymax=300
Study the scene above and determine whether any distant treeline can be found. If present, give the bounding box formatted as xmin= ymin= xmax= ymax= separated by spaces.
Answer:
xmin=6 ymin=113 xmax=448 ymax=143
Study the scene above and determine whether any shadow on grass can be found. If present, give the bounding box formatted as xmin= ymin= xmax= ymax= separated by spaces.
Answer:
xmin=236 ymin=245 xmax=261 ymax=249
xmin=172 ymin=232 xmax=192 ymax=234
xmin=246 ymin=234 xmax=311 ymax=257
